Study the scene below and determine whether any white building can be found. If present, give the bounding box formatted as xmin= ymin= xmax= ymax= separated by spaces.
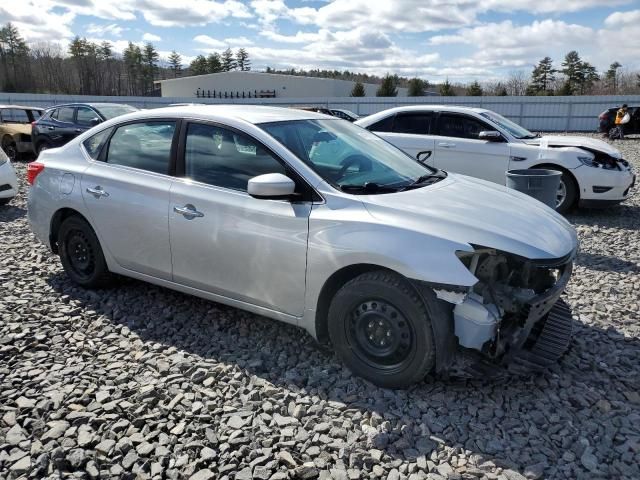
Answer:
xmin=156 ymin=71 xmax=410 ymax=99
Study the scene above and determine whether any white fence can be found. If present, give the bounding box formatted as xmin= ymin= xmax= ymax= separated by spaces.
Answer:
xmin=2 ymin=92 xmax=639 ymax=132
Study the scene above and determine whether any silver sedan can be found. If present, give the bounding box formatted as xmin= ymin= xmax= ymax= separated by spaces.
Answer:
xmin=28 ymin=105 xmax=578 ymax=387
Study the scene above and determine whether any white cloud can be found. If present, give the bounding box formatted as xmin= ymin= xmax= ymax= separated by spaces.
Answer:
xmin=223 ymin=36 xmax=254 ymax=46
xmin=604 ymin=9 xmax=640 ymax=27
xmin=193 ymin=34 xmax=228 ymax=49
xmin=138 ymin=0 xmax=252 ymax=27
xmin=142 ymin=32 xmax=162 ymax=42
xmin=86 ymin=23 xmax=126 ymax=37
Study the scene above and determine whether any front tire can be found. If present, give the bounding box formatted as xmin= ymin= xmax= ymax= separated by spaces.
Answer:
xmin=58 ymin=216 xmax=114 ymax=288
xmin=328 ymin=271 xmax=436 ymax=388
xmin=555 ymin=171 xmax=578 ymax=214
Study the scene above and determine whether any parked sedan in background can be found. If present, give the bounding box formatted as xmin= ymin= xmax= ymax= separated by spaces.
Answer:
xmin=329 ymin=108 xmax=360 ymax=122
xmin=356 ymin=106 xmax=635 ymax=213
xmin=28 ymin=105 xmax=578 ymax=387
xmin=598 ymin=105 xmax=639 ymax=136
xmin=0 ymin=147 xmax=18 ymax=205
xmin=32 ymin=103 xmax=139 ymax=155
xmin=0 ymin=105 xmax=43 ymax=160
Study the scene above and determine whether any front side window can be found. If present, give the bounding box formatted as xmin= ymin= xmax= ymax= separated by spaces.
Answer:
xmin=392 ymin=113 xmax=431 ymax=135
xmin=261 ymin=119 xmax=437 ymax=192
xmin=366 ymin=115 xmax=394 ymax=132
xmin=437 ymin=114 xmax=491 ymax=140
xmin=184 ymin=123 xmax=286 ymax=191
xmin=57 ymin=107 xmax=75 ymax=123
xmin=77 ymin=107 xmax=100 ymax=127
xmin=83 ymin=128 xmax=113 ymax=160
xmin=105 ymin=121 xmax=176 ymax=174
xmin=479 ymin=111 xmax=537 ymax=139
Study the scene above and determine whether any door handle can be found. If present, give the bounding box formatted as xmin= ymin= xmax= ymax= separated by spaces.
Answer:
xmin=75 ymin=128 xmax=84 ymax=133
xmin=438 ymin=142 xmax=456 ymax=148
xmin=47 ymin=126 xmax=55 ymax=130
xmin=510 ymin=156 xmax=527 ymax=162
xmin=174 ymin=204 xmax=204 ymax=218
xmin=86 ymin=186 xmax=109 ymax=198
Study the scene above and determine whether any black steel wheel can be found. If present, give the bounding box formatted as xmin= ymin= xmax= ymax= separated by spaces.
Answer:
xmin=328 ymin=270 xmax=436 ymax=388
xmin=58 ymin=215 xmax=114 ymax=288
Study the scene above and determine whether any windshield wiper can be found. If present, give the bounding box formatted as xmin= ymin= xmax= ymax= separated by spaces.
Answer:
xmin=401 ymin=171 xmax=448 ymax=190
xmin=339 ymin=182 xmax=400 ymax=194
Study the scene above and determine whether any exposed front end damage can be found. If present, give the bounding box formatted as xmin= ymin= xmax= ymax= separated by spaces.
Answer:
xmin=418 ymin=247 xmax=575 ymax=378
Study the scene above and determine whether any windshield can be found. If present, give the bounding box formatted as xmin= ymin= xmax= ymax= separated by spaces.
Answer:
xmin=260 ymin=119 xmax=437 ymax=193
xmin=480 ymin=111 xmax=538 ymax=139
xmin=96 ymin=104 xmax=139 ymax=120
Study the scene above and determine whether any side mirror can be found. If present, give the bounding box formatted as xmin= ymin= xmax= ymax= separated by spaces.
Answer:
xmin=90 ymin=118 xmax=101 ymax=126
xmin=248 ymin=173 xmax=296 ymax=200
xmin=478 ymin=130 xmax=503 ymax=141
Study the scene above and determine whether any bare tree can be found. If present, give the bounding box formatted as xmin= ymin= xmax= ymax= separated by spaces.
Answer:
xmin=505 ymin=70 xmax=529 ymax=96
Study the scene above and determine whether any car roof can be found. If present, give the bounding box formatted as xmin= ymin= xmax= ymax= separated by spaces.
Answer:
xmin=355 ymin=105 xmax=491 ymax=126
xmin=44 ymin=103 xmax=134 ymax=110
xmin=0 ymin=105 xmax=44 ymax=111
xmin=117 ymin=105 xmax=330 ymax=124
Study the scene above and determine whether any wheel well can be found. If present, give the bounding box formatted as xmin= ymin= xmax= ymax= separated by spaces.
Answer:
xmin=2 ymin=134 xmax=15 ymax=147
xmin=314 ymin=264 xmax=395 ymax=344
xmin=532 ymin=163 xmax=579 ymax=201
xmin=49 ymin=208 xmax=88 ymax=254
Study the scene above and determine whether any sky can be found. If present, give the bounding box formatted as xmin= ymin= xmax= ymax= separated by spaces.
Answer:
xmin=1 ymin=0 xmax=640 ymax=82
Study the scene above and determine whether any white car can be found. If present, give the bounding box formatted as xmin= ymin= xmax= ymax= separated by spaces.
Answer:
xmin=28 ymin=105 xmax=578 ymax=387
xmin=356 ymin=106 xmax=635 ymax=213
xmin=0 ymin=147 xmax=18 ymax=205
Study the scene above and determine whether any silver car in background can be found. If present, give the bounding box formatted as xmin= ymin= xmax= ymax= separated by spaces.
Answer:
xmin=28 ymin=106 xmax=578 ymax=387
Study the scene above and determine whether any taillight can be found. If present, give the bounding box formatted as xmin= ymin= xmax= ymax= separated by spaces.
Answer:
xmin=27 ymin=162 xmax=45 ymax=185
xmin=31 ymin=121 xmax=36 ymax=127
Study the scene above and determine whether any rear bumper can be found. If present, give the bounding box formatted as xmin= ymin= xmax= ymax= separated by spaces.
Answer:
xmin=0 ymin=161 xmax=18 ymax=199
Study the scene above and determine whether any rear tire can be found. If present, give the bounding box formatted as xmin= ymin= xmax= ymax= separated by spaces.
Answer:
xmin=328 ymin=270 xmax=436 ymax=388
xmin=2 ymin=139 xmax=17 ymax=161
xmin=0 ymin=197 xmax=11 ymax=206
xmin=58 ymin=216 xmax=114 ymax=288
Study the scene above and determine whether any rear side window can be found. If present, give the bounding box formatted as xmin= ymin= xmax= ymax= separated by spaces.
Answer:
xmin=105 ymin=121 xmax=176 ymax=174
xmin=392 ymin=113 xmax=431 ymax=135
xmin=184 ymin=123 xmax=286 ymax=191
xmin=83 ymin=128 xmax=113 ymax=160
xmin=57 ymin=107 xmax=75 ymax=123
xmin=76 ymin=107 xmax=99 ymax=127
xmin=367 ymin=115 xmax=394 ymax=132
xmin=1 ymin=108 xmax=30 ymax=123
xmin=437 ymin=114 xmax=491 ymax=140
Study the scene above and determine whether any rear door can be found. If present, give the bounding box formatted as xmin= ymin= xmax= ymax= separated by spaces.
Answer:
xmin=49 ymin=106 xmax=78 ymax=147
xmin=368 ymin=112 xmax=436 ymax=166
xmin=433 ymin=113 xmax=510 ymax=184
xmin=168 ymin=121 xmax=311 ymax=316
xmin=80 ymin=120 xmax=178 ymax=280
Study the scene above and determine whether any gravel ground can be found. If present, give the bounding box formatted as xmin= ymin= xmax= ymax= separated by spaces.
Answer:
xmin=1 ymin=134 xmax=639 ymax=480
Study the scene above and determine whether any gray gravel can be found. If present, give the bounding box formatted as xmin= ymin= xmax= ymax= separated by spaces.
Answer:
xmin=1 ymin=134 xmax=639 ymax=480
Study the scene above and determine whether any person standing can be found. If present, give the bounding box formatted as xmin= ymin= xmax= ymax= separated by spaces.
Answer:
xmin=614 ymin=104 xmax=628 ymax=139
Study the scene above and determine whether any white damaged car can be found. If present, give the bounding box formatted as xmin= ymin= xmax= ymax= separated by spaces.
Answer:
xmin=356 ymin=106 xmax=635 ymax=213
xmin=28 ymin=106 xmax=578 ymax=387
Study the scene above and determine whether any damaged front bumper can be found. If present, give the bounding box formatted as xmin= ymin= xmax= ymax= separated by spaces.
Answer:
xmin=415 ymin=248 xmax=576 ymax=378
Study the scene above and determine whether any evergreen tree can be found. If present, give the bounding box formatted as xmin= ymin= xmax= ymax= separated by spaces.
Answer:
xmin=557 ymin=81 xmax=573 ymax=96
xmin=439 ymin=79 xmax=455 ymax=96
xmin=206 ymin=53 xmax=222 ymax=73
xmin=560 ymin=51 xmax=582 ymax=95
xmin=0 ymin=23 xmax=30 ymax=91
xmin=142 ymin=42 xmax=159 ymax=94
xmin=529 ymin=56 xmax=556 ymax=94
xmin=189 ymin=55 xmax=209 ymax=75
xmin=350 ymin=81 xmax=365 ymax=97
xmin=376 ymin=74 xmax=397 ymax=97
xmin=123 ymin=42 xmax=143 ymax=95
xmin=579 ymin=61 xmax=598 ymax=94
xmin=466 ymin=80 xmax=483 ymax=96
xmin=168 ymin=50 xmax=182 ymax=78
xmin=221 ymin=48 xmax=236 ymax=71
xmin=604 ymin=61 xmax=622 ymax=93
xmin=407 ymin=78 xmax=425 ymax=96
xmin=236 ymin=48 xmax=250 ymax=71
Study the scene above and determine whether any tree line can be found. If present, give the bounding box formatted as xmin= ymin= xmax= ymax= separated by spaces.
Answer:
xmin=2 ymin=22 xmax=639 ymax=97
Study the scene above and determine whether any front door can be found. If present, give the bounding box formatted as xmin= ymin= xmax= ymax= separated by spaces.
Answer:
xmin=373 ymin=111 xmax=436 ymax=167
xmin=169 ymin=122 xmax=311 ymax=316
xmin=433 ymin=113 xmax=510 ymax=184
xmin=80 ymin=120 xmax=177 ymax=279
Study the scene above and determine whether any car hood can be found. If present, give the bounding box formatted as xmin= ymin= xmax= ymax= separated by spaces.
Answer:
xmin=0 ymin=123 xmax=31 ymax=136
xmin=526 ymin=135 xmax=622 ymax=159
xmin=360 ymin=173 xmax=578 ymax=261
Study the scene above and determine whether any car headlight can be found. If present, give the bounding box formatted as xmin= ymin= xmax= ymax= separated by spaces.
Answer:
xmin=577 ymin=156 xmax=598 ymax=168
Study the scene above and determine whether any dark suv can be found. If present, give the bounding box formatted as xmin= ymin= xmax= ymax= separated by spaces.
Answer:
xmin=598 ymin=106 xmax=639 ymax=136
xmin=32 ymin=103 xmax=138 ymax=154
